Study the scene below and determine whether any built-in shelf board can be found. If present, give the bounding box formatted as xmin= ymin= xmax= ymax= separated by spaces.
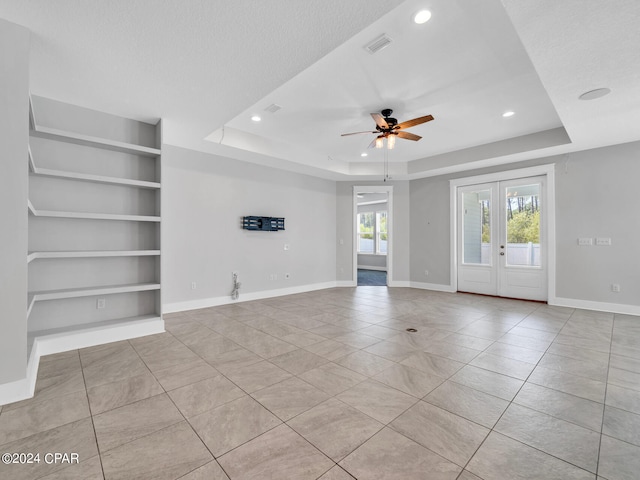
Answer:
xmin=29 ymin=314 xmax=161 ymax=342
xmin=32 ymin=167 xmax=161 ymax=189
xmin=29 ymin=283 xmax=161 ymax=304
xmin=28 ymin=146 xmax=160 ymax=189
xmin=30 ymin=125 xmax=161 ymax=157
xmin=27 ymin=250 xmax=161 ymax=263
xmin=26 ymin=314 xmax=164 ymax=364
xmin=28 ymin=201 xmax=160 ymax=222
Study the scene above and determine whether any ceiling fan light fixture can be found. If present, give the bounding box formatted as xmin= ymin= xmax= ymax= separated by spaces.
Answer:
xmin=375 ymin=137 xmax=384 ymax=149
xmin=387 ymin=134 xmax=396 ymax=149
xmin=413 ymin=10 xmax=432 ymax=24
xmin=251 ymin=115 xmax=261 ymax=122
xmin=502 ymin=111 xmax=515 ymax=118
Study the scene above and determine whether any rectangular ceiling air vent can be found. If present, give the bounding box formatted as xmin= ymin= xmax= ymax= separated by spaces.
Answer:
xmin=264 ymin=103 xmax=282 ymax=114
xmin=364 ymin=34 xmax=392 ymax=55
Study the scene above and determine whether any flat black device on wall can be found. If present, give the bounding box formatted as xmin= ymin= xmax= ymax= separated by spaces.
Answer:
xmin=242 ymin=216 xmax=285 ymax=231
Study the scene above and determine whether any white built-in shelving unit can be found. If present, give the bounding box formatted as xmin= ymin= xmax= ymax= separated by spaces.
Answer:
xmin=27 ymin=95 xmax=164 ymax=354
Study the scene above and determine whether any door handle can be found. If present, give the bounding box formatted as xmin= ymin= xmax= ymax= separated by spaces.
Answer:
xmin=500 ymin=252 xmax=505 ymax=256
xmin=500 ymin=245 xmax=505 ymax=249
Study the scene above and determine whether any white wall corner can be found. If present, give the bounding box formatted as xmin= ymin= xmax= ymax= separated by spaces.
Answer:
xmin=0 ymin=377 xmax=32 ymax=407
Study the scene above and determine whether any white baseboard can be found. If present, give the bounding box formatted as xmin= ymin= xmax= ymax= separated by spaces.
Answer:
xmin=410 ymin=281 xmax=457 ymax=293
xmin=336 ymin=281 xmax=357 ymax=288
xmin=388 ymin=280 xmax=411 ymax=287
xmin=0 ymin=317 xmax=164 ymax=406
xmin=0 ymin=377 xmax=31 ymax=408
xmin=550 ymin=297 xmax=640 ymax=316
xmin=163 ymin=282 xmax=339 ymax=314
xmin=357 ymin=265 xmax=387 ymax=272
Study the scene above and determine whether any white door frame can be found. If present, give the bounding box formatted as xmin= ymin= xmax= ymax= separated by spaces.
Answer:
xmin=449 ymin=164 xmax=556 ymax=301
xmin=353 ymin=185 xmax=394 ymax=286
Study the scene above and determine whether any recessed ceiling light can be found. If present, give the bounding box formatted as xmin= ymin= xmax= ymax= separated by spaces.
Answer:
xmin=502 ymin=111 xmax=515 ymax=118
xmin=413 ymin=10 xmax=432 ymax=24
xmin=579 ymin=88 xmax=611 ymax=101
xmin=361 ymin=153 xmax=368 ymax=157
xmin=251 ymin=115 xmax=261 ymax=122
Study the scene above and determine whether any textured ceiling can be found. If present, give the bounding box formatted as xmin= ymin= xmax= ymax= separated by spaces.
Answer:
xmin=2 ymin=0 xmax=639 ymax=180
xmin=0 ymin=0 xmax=399 ymax=148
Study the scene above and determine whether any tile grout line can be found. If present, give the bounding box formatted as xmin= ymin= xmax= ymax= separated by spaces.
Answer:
xmin=595 ymin=312 xmax=617 ymax=478
xmin=77 ymin=348 xmax=107 ymax=480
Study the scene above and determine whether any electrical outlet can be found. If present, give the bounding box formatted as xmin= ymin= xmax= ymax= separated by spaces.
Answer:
xmin=577 ymin=238 xmax=593 ymax=246
xmin=611 ymin=284 xmax=621 ymax=293
xmin=96 ymin=298 xmax=106 ymax=309
xmin=284 ymin=273 xmax=290 ymax=279
xmin=424 ymin=270 xmax=429 ymax=276
xmin=596 ymin=237 xmax=612 ymax=246
xmin=191 ymin=282 xmax=196 ymax=290
xmin=284 ymin=244 xmax=290 ymax=251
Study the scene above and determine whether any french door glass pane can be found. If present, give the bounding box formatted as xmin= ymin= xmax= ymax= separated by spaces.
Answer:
xmin=462 ymin=189 xmax=491 ymax=265
xmin=377 ymin=211 xmax=388 ymax=254
xmin=505 ymin=184 xmax=541 ymax=266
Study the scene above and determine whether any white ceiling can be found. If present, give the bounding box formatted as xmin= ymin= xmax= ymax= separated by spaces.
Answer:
xmin=2 ymin=0 xmax=640 ymax=180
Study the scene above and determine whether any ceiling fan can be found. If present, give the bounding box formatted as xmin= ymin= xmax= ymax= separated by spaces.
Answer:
xmin=341 ymin=108 xmax=434 ymax=149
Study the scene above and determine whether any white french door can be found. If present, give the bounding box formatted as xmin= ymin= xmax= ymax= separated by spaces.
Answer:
xmin=457 ymin=176 xmax=547 ymax=301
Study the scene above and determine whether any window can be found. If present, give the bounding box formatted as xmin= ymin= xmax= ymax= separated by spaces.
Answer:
xmin=357 ymin=210 xmax=387 ymax=254
xmin=377 ymin=211 xmax=388 ymax=254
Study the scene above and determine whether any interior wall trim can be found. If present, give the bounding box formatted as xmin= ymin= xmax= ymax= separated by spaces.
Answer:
xmin=163 ymin=281 xmax=339 ymax=314
xmin=550 ymin=297 xmax=640 ymax=316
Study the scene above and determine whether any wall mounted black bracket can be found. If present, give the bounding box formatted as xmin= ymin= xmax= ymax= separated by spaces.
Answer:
xmin=242 ymin=216 xmax=285 ymax=231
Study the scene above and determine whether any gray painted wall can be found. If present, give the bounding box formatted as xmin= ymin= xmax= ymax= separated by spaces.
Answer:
xmin=162 ymin=145 xmax=336 ymax=306
xmin=0 ymin=19 xmax=29 ymax=384
xmin=336 ymin=181 xmax=410 ymax=283
xmin=410 ymin=142 xmax=640 ymax=307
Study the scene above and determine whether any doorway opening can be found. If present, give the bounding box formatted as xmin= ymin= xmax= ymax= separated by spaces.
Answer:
xmin=353 ymin=186 xmax=393 ymax=287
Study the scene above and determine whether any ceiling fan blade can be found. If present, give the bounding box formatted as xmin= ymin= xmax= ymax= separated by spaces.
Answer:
xmin=396 ymin=131 xmax=422 ymax=141
xmin=395 ymin=114 xmax=434 ymax=130
xmin=341 ymin=131 xmax=377 ymax=137
xmin=371 ymin=113 xmax=389 ymax=129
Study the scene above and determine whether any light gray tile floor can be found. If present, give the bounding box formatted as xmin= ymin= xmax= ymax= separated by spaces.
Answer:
xmin=1 ymin=287 xmax=638 ymax=479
